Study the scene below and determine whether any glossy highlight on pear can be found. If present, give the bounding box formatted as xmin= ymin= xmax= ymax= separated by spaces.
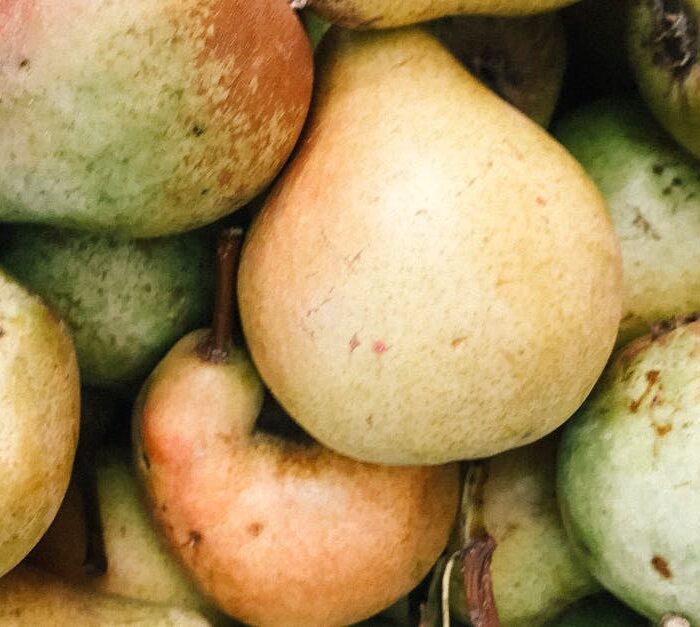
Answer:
xmin=0 ymin=0 xmax=313 ymax=236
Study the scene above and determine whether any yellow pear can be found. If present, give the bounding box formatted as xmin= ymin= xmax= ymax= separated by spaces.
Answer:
xmin=238 ymin=27 xmax=622 ymax=465
xmin=306 ymin=0 xmax=580 ymax=29
xmin=0 ymin=565 xmax=211 ymax=626
xmin=0 ymin=270 xmax=80 ymax=576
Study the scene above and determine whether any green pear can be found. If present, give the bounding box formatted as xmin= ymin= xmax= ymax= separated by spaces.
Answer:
xmin=0 ymin=0 xmax=312 ymax=236
xmin=306 ymin=0 xmax=581 ymax=29
xmin=30 ymin=446 xmax=217 ymax=618
xmin=544 ymin=594 xmax=648 ymax=627
xmin=558 ymin=315 xmax=700 ymax=624
xmin=0 ymin=225 xmax=214 ymax=391
xmin=626 ymin=0 xmax=700 ymax=158
xmin=0 ymin=565 xmax=211 ymax=626
xmin=302 ymin=10 xmax=332 ymax=49
xmin=555 ymin=97 xmax=700 ymax=346
xmin=237 ymin=27 xmax=622 ymax=465
xmin=134 ymin=229 xmax=460 ymax=626
xmin=429 ymin=12 xmax=567 ymax=126
xmin=0 ymin=269 xmax=80 ymax=577
xmin=449 ymin=437 xmax=599 ymax=626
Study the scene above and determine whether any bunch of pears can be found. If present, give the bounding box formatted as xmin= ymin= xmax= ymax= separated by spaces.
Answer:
xmin=5 ymin=0 xmax=700 ymax=625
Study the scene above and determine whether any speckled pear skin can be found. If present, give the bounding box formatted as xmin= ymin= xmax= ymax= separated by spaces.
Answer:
xmin=556 ymin=98 xmax=700 ymax=346
xmin=0 ymin=565 xmax=212 ymax=626
xmin=237 ymin=28 xmax=623 ymax=465
xmin=449 ymin=437 xmax=599 ymax=627
xmin=1 ymin=225 xmax=214 ymax=390
xmin=307 ymin=0 xmax=580 ymax=28
xmin=0 ymin=270 xmax=80 ymax=577
xmin=558 ymin=318 xmax=700 ymax=624
xmin=0 ymin=0 xmax=312 ymax=236
xmin=627 ymin=0 xmax=700 ymax=159
xmin=133 ymin=330 xmax=460 ymax=627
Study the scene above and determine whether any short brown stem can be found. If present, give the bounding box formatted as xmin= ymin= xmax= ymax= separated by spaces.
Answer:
xmin=198 ymin=227 xmax=244 ymax=362
xmin=463 ymin=534 xmax=498 ymax=627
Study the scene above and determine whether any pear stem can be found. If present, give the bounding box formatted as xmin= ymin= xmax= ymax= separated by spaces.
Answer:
xmin=198 ymin=227 xmax=244 ymax=362
xmin=462 ymin=460 xmax=500 ymax=627
xmin=75 ymin=445 xmax=107 ymax=577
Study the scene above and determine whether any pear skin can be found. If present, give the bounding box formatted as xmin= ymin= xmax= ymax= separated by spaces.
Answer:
xmin=0 ymin=270 xmax=80 ymax=577
xmin=133 ymin=330 xmax=460 ymax=627
xmin=626 ymin=0 xmax=700 ymax=158
xmin=306 ymin=0 xmax=580 ymax=29
xmin=0 ymin=0 xmax=312 ymax=236
xmin=0 ymin=565 xmax=211 ymax=626
xmin=558 ymin=316 xmax=700 ymax=624
xmin=429 ymin=12 xmax=567 ymax=126
xmin=237 ymin=28 xmax=622 ymax=465
xmin=449 ymin=438 xmax=599 ymax=626
xmin=556 ymin=98 xmax=700 ymax=346
xmin=1 ymin=225 xmax=214 ymax=389
xmin=29 ymin=447 xmax=215 ymax=617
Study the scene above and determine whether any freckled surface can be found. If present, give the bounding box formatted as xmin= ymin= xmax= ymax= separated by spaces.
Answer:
xmin=449 ymin=437 xmax=599 ymax=626
xmin=0 ymin=225 xmax=214 ymax=388
xmin=0 ymin=270 xmax=79 ymax=577
xmin=0 ymin=0 xmax=312 ymax=236
xmin=556 ymin=98 xmax=700 ymax=347
xmin=238 ymin=28 xmax=622 ymax=465
xmin=133 ymin=331 xmax=460 ymax=626
xmin=308 ymin=0 xmax=579 ymax=28
xmin=558 ymin=320 xmax=700 ymax=624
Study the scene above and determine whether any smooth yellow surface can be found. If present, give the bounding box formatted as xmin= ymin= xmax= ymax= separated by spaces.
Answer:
xmin=0 ymin=270 xmax=79 ymax=576
xmin=239 ymin=28 xmax=622 ymax=465
xmin=308 ymin=0 xmax=580 ymax=28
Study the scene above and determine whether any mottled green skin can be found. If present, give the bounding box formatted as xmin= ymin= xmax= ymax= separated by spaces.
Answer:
xmin=545 ymin=594 xmax=647 ymax=627
xmin=558 ymin=320 xmax=700 ymax=624
xmin=451 ymin=437 xmax=599 ymax=626
xmin=627 ymin=0 xmax=700 ymax=158
xmin=556 ymin=99 xmax=700 ymax=346
xmin=0 ymin=225 xmax=214 ymax=390
xmin=0 ymin=0 xmax=312 ymax=236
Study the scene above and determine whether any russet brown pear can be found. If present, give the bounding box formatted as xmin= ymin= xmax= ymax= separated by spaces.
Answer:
xmin=238 ymin=28 xmax=623 ymax=466
xmin=306 ymin=0 xmax=581 ymax=29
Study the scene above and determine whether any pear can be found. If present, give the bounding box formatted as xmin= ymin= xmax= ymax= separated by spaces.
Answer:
xmin=306 ymin=0 xmax=581 ymax=29
xmin=544 ymin=594 xmax=648 ymax=627
xmin=557 ymin=315 xmax=700 ymax=624
xmin=134 ymin=228 xmax=460 ymax=626
xmin=429 ymin=12 xmax=567 ymax=126
xmin=30 ymin=446 xmax=217 ymax=618
xmin=0 ymin=565 xmax=211 ymax=626
xmin=0 ymin=225 xmax=214 ymax=391
xmin=626 ymin=0 xmax=700 ymax=158
xmin=237 ymin=27 xmax=622 ymax=466
xmin=0 ymin=0 xmax=312 ymax=236
xmin=555 ymin=97 xmax=700 ymax=346
xmin=302 ymin=10 xmax=332 ymax=49
xmin=0 ymin=269 xmax=80 ymax=577
xmin=448 ymin=437 xmax=599 ymax=626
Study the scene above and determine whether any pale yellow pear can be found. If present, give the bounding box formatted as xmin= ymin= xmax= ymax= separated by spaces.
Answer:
xmin=0 ymin=565 xmax=211 ymax=626
xmin=0 ymin=270 xmax=80 ymax=575
xmin=306 ymin=0 xmax=580 ymax=28
xmin=238 ymin=28 xmax=622 ymax=465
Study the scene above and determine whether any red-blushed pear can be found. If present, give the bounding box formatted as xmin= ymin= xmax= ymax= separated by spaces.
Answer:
xmin=0 ymin=0 xmax=313 ymax=237
xmin=133 ymin=229 xmax=460 ymax=627
xmin=237 ymin=27 xmax=623 ymax=466
xmin=0 ymin=269 xmax=80 ymax=577
xmin=305 ymin=0 xmax=580 ymax=29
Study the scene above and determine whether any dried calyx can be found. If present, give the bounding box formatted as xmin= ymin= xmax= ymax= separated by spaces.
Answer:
xmin=651 ymin=0 xmax=698 ymax=80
